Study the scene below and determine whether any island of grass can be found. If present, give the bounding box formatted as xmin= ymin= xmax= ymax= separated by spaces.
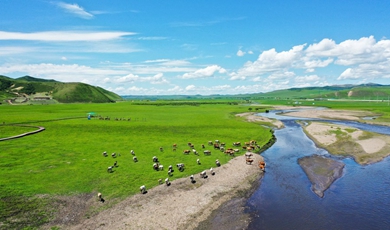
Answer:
xmin=302 ymin=121 xmax=390 ymax=165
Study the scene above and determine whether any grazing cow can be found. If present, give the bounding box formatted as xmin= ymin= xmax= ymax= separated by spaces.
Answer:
xmin=172 ymin=144 xmax=177 ymax=151
xmin=234 ymin=149 xmax=240 ymax=153
xmin=201 ymin=144 xmax=205 ymax=149
xmin=245 ymin=152 xmax=253 ymax=158
xmin=130 ymin=150 xmax=135 ymax=155
xmin=246 ymin=158 xmax=254 ymax=164
xmin=192 ymin=149 xmax=199 ymax=155
xmin=215 ymin=140 xmax=220 ymax=144
xmin=187 ymin=142 xmax=192 ymax=146
xmin=165 ymin=178 xmax=171 ymax=186
xmin=133 ymin=156 xmax=138 ymax=162
xmin=224 ymin=149 xmax=234 ymax=156
xmin=203 ymin=150 xmax=211 ymax=155
xmin=183 ymin=150 xmax=191 ymax=155
xmin=102 ymin=151 xmax=108 ymax=157
xmin=177 ymin=163 xmax=185 ymax=172
xmin=159 ymin=147 xmax=163 ymax=152
xmin=259 ymin=161 xmax=266 ymax=172
xmin=107 ymin=166 xmax=113 ymax=173
xmin=159 ymin=165 xmax=164 ymax=171
xmin=213 ymin=143 xmax=220 ymax=149
xmin=152 ymin=156 xmax=159 ymax=162
xmin=215 ymin=159 xmax=221 ymax=167
xmin=190 ymin=175 xmax=196 ymax=183
xmin=197 ymin=159 xmax=201 ymax=165
xmin=200 ymin=170 xmax=207 ymax=179
xmin=113 ymin=161 xmax=118 ymax=167
xmin=210 ymin=167 xmax=215 ymax=175
xmin=259 ymin=164 xmax=265 ymax=172
xmin=111 ymin=152 xmax=117 ymax=158
xmin=140 ymin=185 xmax=146 ymax=194
xmin=208 ymin=141 xmax=213 ymax=145
xmin=168 ymin=169 xmax=173 ymax=176
xmin=168 ymin=165 xmax=173 ymax=171
xmin=233 ymin=142 xmax=241 ymax=146
xmin=153 ymin=163 xmax=159 ymax=170
xmin=158 ymin=179 xmax=163 ymax=184
xmin=97 ymin=192 xmax=105 ymax=203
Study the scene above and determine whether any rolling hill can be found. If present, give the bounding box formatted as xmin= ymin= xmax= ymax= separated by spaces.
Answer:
xmin=0 ymin=75 xmax=123 ymax=104
xmin=255 ymin=83 xmax=390 ymax=100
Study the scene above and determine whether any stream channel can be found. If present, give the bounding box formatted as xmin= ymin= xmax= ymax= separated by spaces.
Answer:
xmin=245 ymin=109 xmax=390 ymax=230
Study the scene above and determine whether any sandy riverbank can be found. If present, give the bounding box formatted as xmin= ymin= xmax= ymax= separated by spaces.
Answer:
xmin=58 ymin=154 xmax=264 ymax=230
xmin=277 ymin=106 xmax=390 ymax=165
xmin=236 ymin=112 xmax=284 ymax=129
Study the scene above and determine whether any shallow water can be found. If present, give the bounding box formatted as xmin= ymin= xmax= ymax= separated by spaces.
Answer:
xmin=245 ymin=112 xmax=390 ymax=230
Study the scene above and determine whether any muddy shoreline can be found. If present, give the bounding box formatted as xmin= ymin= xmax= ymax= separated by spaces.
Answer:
xmin=194 ymin=172 xmax=262 ymax=230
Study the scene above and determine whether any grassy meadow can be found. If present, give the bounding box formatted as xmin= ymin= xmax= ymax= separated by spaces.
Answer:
xmin=0 ymin=101 xmax=274 ymax=229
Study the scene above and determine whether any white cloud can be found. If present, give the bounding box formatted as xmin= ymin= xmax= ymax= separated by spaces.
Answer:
xmin=55 ymin=2 xmax=94 ymax=19
xmin=230 ymin=44 xmax=305 ymax=80
xmin=114 ymin=73 xmax=169 ymax=84
xmin=0 ymin=31 xmax=135 ymax=42
xmin=294 ymin=75 xmax=321 ymax=83
xmin=267 ymin=71 xmax=296 ymax=80
xmin=185 ymin=85 xmax=196 ymax=90
xmin=181 ymin=65 xmax=227 ymax=79
xmin=303 ymin=58 xmax=333 ymax=69
xmin=338 ymin=60 xmax=390 ymax=80
xmin=306 ymin=36 xmax=390 ymax=66
xmin=0 ymin=46 xmax=38 ymax=56
xmin=237 ymin=50 xmax=245 ymax=57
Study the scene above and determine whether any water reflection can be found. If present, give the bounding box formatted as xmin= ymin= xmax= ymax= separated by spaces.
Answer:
xmin=246 ymin=110 xmax=390 ymax=230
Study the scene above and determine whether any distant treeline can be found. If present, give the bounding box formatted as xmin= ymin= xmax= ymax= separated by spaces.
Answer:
xmin=130 ymin=101 xmax=240 ymax=106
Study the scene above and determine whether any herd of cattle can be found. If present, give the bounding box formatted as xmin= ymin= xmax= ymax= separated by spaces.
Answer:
xmin=98 ymin=139 xmax=265 ymax=199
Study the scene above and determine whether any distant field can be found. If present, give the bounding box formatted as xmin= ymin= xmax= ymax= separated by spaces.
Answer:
xmin=0 ymin=101 xmax=274 ymax=229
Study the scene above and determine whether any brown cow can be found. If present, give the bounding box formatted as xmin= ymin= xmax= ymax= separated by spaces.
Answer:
xmin=246 ymin=158 xmax=254 ymax=164
xmin=183 ymin=150 xmax=191 ymax=154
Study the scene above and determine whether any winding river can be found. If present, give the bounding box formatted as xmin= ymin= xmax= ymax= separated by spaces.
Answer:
xmin=245 ymin=110 xmax=390 ymax=230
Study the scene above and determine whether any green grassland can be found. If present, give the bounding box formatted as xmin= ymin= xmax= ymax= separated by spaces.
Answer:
xmin=0 ymin=101 xmax=274 ymax=229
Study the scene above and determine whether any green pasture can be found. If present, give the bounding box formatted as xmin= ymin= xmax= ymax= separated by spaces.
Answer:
xmin=0 ymin=101 xmax=273 ymax=229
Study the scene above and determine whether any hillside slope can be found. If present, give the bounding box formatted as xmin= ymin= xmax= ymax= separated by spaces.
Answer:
xmin=0 ymin=75 xmax=122 ymax=103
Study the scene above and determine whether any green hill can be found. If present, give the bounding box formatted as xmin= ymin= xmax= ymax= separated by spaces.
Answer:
xmin=254 ymin=84 xmax=390 ymax=100
xmin=0 ymin=75 xmax=123 ymax=104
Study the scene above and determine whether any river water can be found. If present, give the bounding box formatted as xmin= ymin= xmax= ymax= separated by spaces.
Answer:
xmin=245 ymin=110 xmax=390 ymax=230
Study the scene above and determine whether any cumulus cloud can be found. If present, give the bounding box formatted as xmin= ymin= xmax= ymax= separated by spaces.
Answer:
xmin=338 ymin=60 xmax=390 ymax=80
xmin=115 ymin=73 xmax=169 ymax=84
xmin=230 ymin=44 xmax=305 ymax=80
xmin=237 ymin=50 xmax=245 ymax=57
xmin=306 ymin=36 xmax=390 ymax=66
xmin=294 ymin=74 xmax=321 ymax=83
xmin=181 ymin=65 xmax=227 ymax=79
xmin=55 ymin=2 xmax=94 ymax=19
xmin=229 ymin=36 xmax=390 ymax=84
xmin=185 ymin=85 xmax=196 ymax=91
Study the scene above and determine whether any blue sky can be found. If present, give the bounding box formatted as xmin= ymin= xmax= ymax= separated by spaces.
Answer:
xmin=1 ymin=0 xmax=390 ymax=95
